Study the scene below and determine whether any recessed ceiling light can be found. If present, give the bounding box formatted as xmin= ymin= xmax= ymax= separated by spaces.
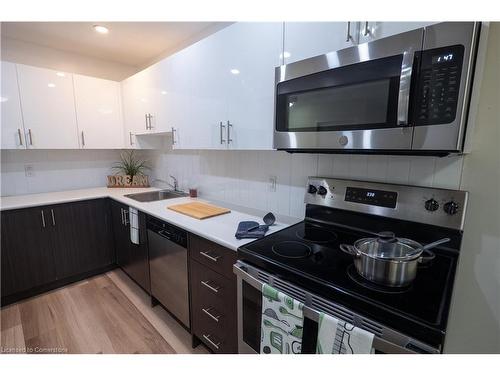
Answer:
xmin=47 ymin=83 xmax=56 ymax=88
xmin=56 ymin=72 xmax=65 ymax=77
xmin=93 ymin=25 xmax=109 ymax=34
xmin=230 ymin=69 xmax=240 ymax=75
xmin=161 ymin=91 xmax=167 ymax=95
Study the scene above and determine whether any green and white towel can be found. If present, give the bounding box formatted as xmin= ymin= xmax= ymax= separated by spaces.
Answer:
xmin=316 ymin=312 xmax=374 ymax=354
xmin=260 ymin=284 xmax=304 ymax=354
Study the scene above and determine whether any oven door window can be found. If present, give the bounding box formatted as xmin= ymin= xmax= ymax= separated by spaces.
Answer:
xmin=276 ymin=55 xmax=403 ymax=132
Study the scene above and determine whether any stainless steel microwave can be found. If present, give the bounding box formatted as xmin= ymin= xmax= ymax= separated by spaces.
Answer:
xmin=274 ymin=22 xmax=481 ymax=155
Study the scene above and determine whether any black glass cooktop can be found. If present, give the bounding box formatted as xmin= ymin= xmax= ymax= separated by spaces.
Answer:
xmin=238 ymin=219 xmax=459 ymax=346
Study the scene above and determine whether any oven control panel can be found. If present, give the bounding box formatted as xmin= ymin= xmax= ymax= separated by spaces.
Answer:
xmin=305 ymin=177 xmax=468 ymax=230
xmin=414 ymin=45 xmax=464 ymax=126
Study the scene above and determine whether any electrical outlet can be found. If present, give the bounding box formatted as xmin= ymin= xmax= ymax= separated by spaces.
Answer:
xmin=24 ymin=164 xmax=35 ymax=177
xmin=269 ymin=176 xmax=277 ymax=192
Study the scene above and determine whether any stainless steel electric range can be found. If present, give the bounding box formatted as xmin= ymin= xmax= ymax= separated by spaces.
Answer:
xmin=235 ymin=177 xmax=467 ymax=354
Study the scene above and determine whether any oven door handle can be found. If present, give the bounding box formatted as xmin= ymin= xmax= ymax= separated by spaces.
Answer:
xmin=233 ymin=262 xmax=436 ymax=354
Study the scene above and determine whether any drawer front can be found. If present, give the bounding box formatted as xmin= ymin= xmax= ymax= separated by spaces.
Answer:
xmin=189 ymin=235 xmax=237 ymax=279
xmin=190 ymin=259 xmax=235 ymax=305
xmin=190 ymin=260 xmax=237 ymax=353
xmin=194 ymin=312 xmax=237 ymax=354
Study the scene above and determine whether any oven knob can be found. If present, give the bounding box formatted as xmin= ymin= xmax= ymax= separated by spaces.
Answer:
xmin=317 ymin=186 xmax=328 ymax=196
xmin=424 ymin=198 xmax=439 ymax=212
xmin=338 ymin=136 xmax=348 ymax=146
xmin=443 ymin=201 xmax=459 ymax=215
xmin=308 ymin=185 xmax=317 ymax=194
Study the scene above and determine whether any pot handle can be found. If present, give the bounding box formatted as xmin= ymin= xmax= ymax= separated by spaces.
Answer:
xmin=339 ymin=244 xmax=358 ymax=256
xmin=418 ymin=249 xmax=436 ymax=265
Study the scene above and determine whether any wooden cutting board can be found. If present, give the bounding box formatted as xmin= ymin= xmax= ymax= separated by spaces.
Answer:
xmin=167 ymin=201 xmax=231 ymax=220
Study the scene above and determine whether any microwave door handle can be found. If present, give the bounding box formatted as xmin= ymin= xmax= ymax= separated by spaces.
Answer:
xmin=397 ymin=32 xmax=423 ymax=127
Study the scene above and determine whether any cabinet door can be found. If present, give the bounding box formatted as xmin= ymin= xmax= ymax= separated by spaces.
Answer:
xmin=1 ymin=207 xmax=57 ymax=296
xmin=121 ymin=70 xmax=162 ymax=149
xmin=16 ymin=64 xmax=79 ymax=148
xmin=110 ymin=200 xmax=131 ymax=269
xmin=1 ymin=61 xmax=26 ymax=149
xmin=173 ymin=37 xmax=226 ymax=150
xmin=126 ymin=211 xmax=150 ymax=292
xmin=73 ymin=74 xmax=124 ymax=149
xmin=283 ymin=22 xmax=358 ymax=64
xmin=358 ymin=22 xmax=436 ymax=44
xmin=223 ymin=22 xmax=282 ymax=150
xmin=51 ymin=199 xmax=114 ymax=279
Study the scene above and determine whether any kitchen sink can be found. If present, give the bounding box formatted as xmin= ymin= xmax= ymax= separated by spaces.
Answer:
xmin=124 ymin=190 xmax=188 ymax=202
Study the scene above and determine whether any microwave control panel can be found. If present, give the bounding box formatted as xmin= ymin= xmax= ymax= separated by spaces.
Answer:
xmin=414 ymin=45 xmax=465 ymax=126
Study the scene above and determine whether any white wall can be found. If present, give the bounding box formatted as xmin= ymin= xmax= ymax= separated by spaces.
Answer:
xmin=0 ymin=149 xmax=151 ymax=196
xmin=444 ymin=23 xmax=500 ymax=353
xmin=150 ymin=149 xmax=464 ymax=219
xmin=0 ymin=36 xmax=138 ymax=81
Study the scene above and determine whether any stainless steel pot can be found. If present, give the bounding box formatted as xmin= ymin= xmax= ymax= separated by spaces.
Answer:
xmin=339 ymin=232 xmax=450 ymax=287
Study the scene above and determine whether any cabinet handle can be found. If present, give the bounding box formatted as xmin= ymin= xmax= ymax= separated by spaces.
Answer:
xmin=219 ymin=122 xmax=226 ymax=144
xmin=129 ymin=132 xmax=134 ymax=146
xmin=202 ymin=307 xmax=221 ymax=323
xmin=148 ymin=114 xmax=154 ymax=130
xmin=171 ymin=127 xmax=176 ymax=145
xmin=201 ymin=280 xmax=220 ymax=293
xmin=363 ymin=21 xmax=370 ymax=36
xmin=50 ymin=209 xmax=56 ymax=226
xmin=227 ymin=121 xmax=232 ymax=144
xmin=28 ymin=129 xmax=33 ymax=146
xmin=120 ymin=208 xmax=124 ymax=225
xmin=202 ymin=334 xmax=220 ymax=350
xmin=81 ymin=131 xmax=85 ymax=147
xmin=18 ymin=129 xmax=24 ymax=146
xmin=200 ymin=251 xmax=221 ymax=262
xmin=123 ymin=210 xmax=129 ymax=226
xmin=41 ymin=210 xmax=46 ymax=228
xmin=346 ymin=22 xmax=354 ymax=42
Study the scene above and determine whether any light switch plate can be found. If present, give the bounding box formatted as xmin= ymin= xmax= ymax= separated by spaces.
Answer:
xmin=24 ymin=164 xmax=34 ymax=177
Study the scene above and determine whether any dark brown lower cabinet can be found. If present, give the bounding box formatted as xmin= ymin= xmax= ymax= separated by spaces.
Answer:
xmin=1 ymin=199 xmax=115 ymax=305
xmin=189 ymin=235 xmax=238 ymax=353
xmin=110 ymin=200 xmax=150 ymax=293
xmin=52 ymin=199 xmax=114 ymax=279
xmin=1 ymin=206 xmax=57 ymax=297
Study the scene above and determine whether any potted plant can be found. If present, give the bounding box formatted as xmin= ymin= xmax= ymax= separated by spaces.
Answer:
xmin=107 ymin=150 xmax=151 ymax=188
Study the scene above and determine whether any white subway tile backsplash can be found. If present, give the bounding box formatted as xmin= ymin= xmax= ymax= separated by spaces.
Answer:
xmin=2 ymin=147 xmax=465 ymax=220
xmin=149 ymin=149 xmax=465 ymax=219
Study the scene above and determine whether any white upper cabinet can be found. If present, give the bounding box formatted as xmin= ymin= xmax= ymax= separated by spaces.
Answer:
xmin=16 ymin=64 xmax=79 ymax=149
xmin=173 ymin=22 xmax=282 ymax=150
xmin=358 ymin=22 xmax=436 ymax=44
xmin=283 ymin=22 xmax=359 ymax=64
xmin=73 ymin=74 xmax=124 ymax=149
xmin=121 ymin=66 xmax=168 ymax=149
xmin=1 ymin=61 xmax=26 ymax=149
xmin=223 ymin=22 xmax=283 ymax=150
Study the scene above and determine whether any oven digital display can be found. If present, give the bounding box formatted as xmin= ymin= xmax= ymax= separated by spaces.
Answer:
xmin=432 ymin=53 xmax=454 ymax=64
xmin=345 ymin=187 xmax=397 ymax=208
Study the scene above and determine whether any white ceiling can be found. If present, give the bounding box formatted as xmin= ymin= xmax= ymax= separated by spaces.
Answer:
xmin=1 ymin=22 xmax=229 ymax=68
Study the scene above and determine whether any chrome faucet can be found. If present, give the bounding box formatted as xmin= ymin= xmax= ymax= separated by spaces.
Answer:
xmin=169 ymin=175 xmax=179 ymax=192
xmin=153 ymin=175 xmax=180 ymax=192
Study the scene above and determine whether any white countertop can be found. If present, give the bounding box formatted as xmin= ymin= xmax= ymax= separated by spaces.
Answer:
xmin=0 ymin=187 xmax=299 ymax=251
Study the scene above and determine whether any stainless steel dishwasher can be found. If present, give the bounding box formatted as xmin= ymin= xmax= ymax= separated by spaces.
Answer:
xmin=147 ymin=216 xmax=190 ymax=328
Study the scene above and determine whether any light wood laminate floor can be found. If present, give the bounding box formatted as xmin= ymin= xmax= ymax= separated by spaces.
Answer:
xmin=0 ymin=269 xmax=209 ymax=354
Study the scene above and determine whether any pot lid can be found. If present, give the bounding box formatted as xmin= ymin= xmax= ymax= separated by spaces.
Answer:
xmin=354 ymin=232 xmax=423 ymax=260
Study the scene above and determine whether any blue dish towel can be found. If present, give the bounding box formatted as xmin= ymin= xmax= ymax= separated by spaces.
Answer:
xmin=235 ymin=221 xmax=269 ymax=239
